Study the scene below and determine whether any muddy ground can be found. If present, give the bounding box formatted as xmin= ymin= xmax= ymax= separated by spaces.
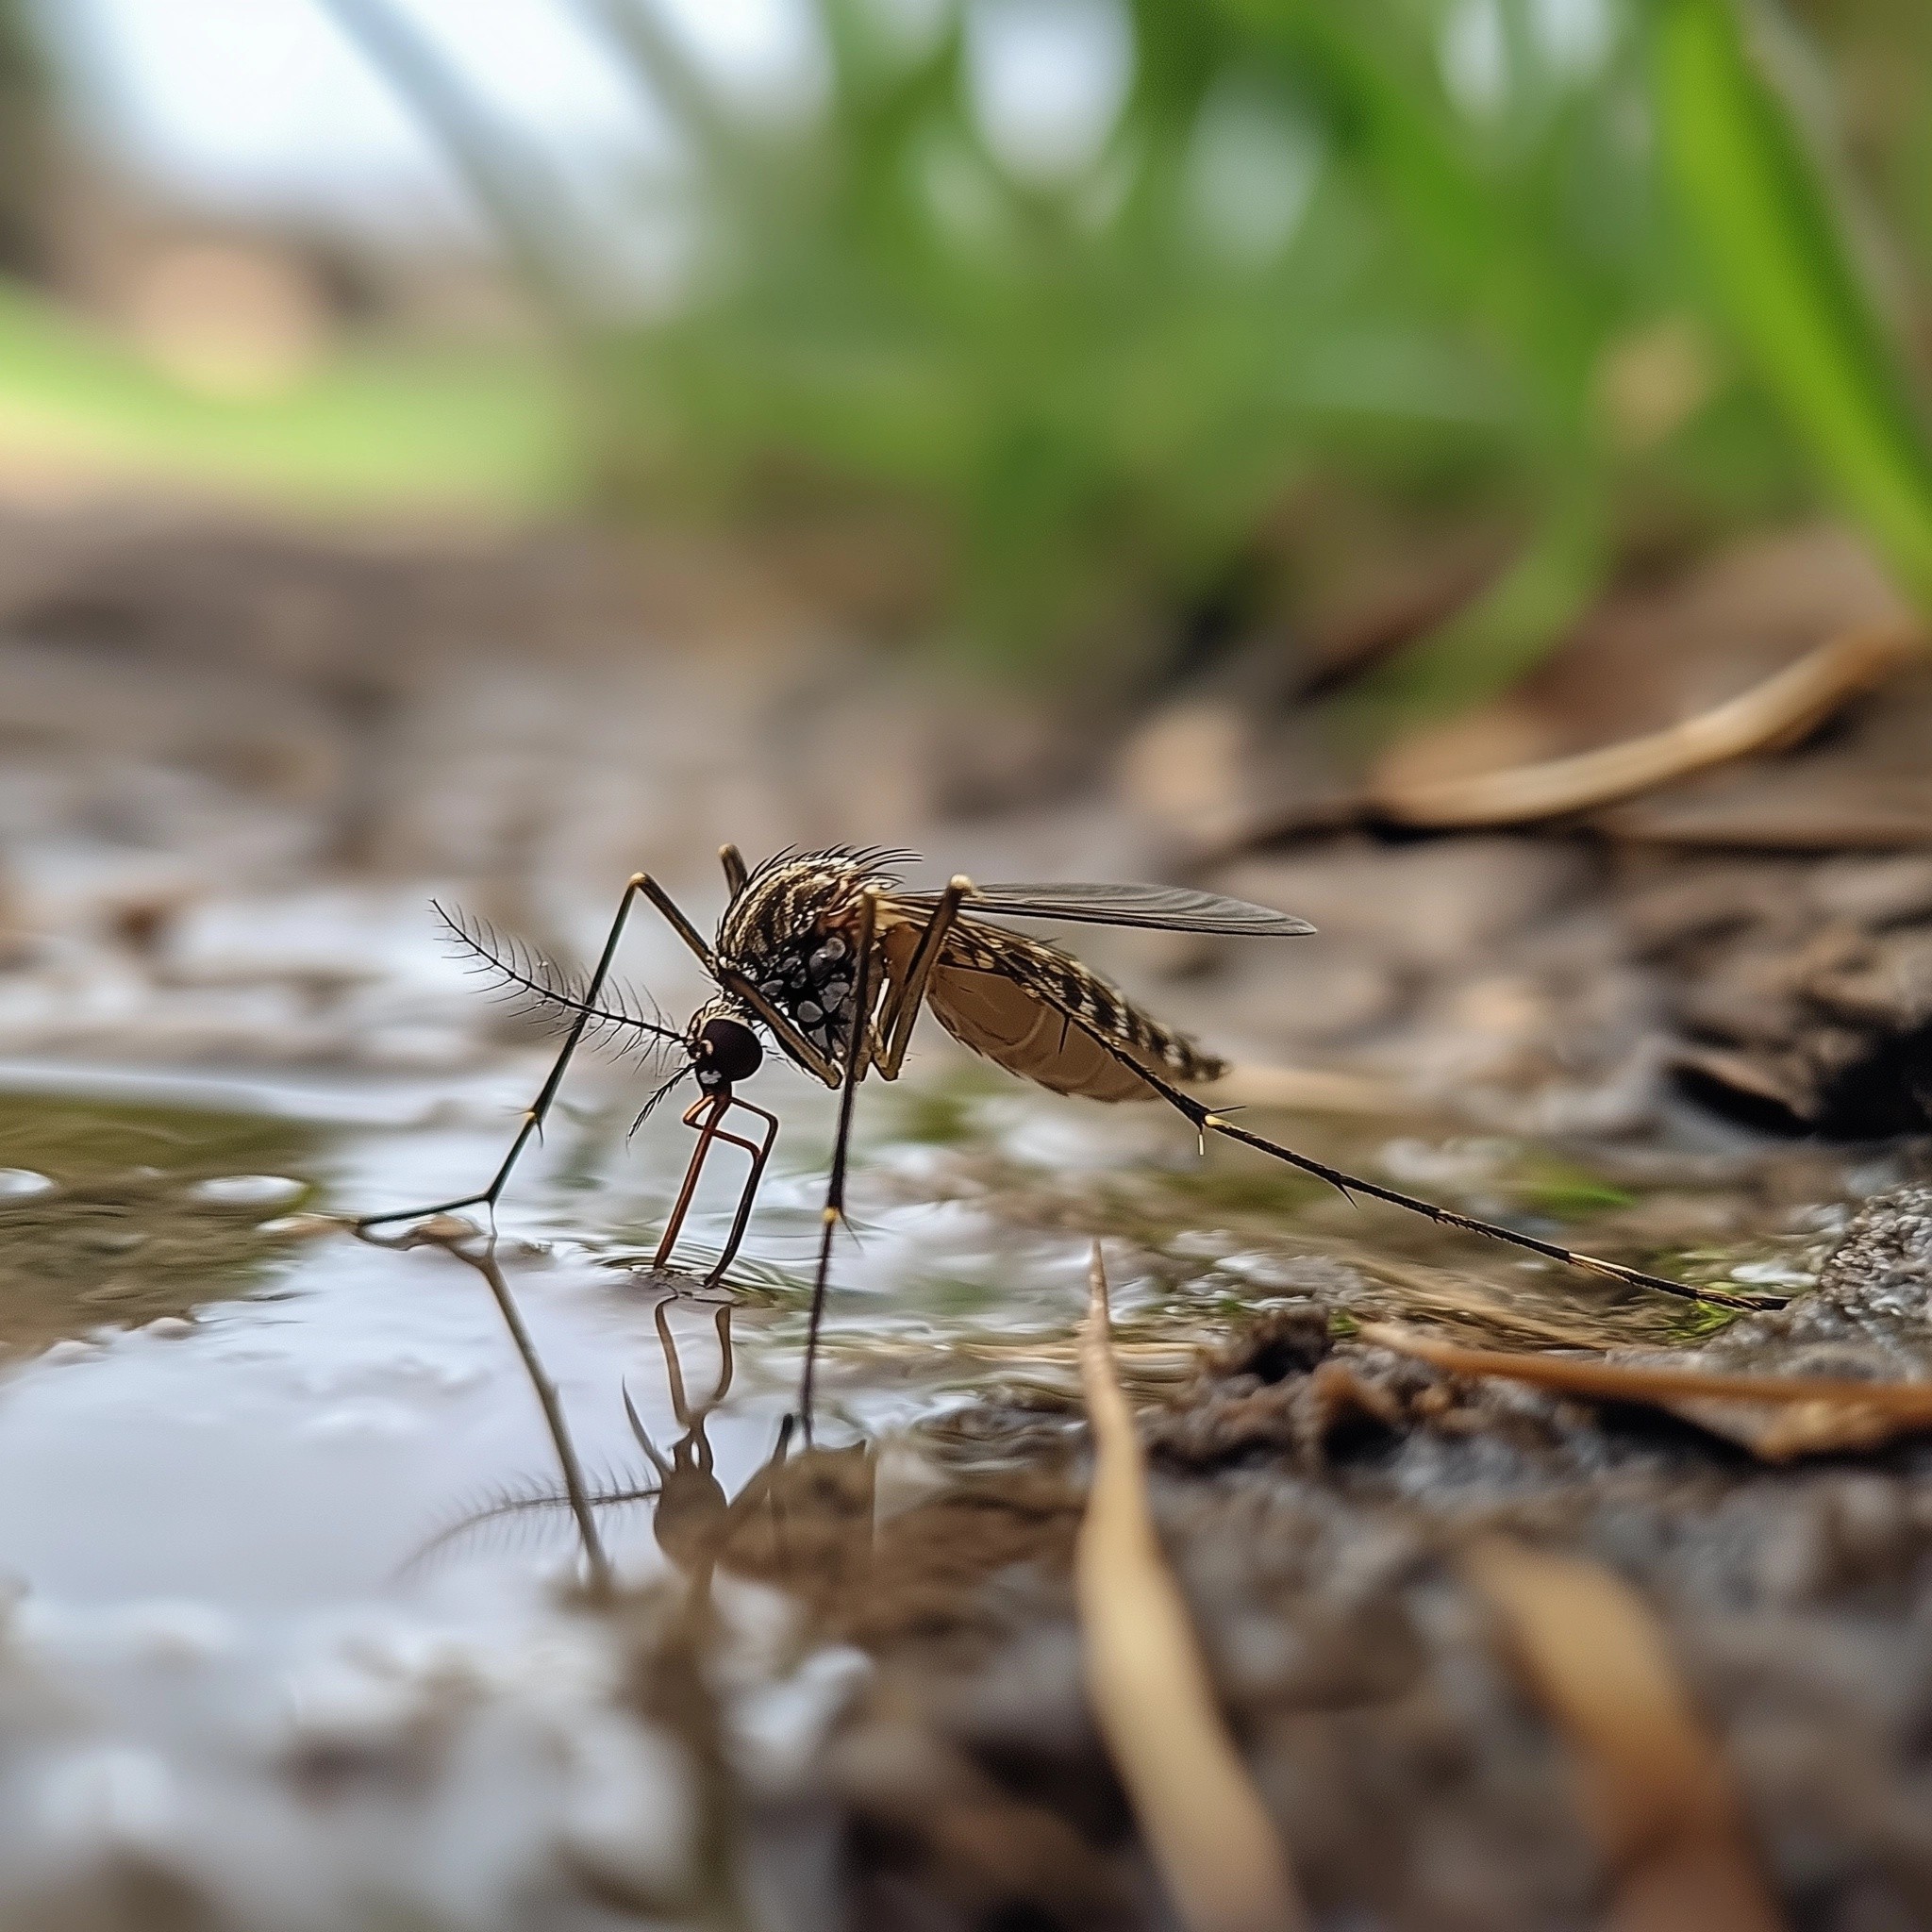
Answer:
xmin=1 ymin=499 xmax=1931 ymax=1929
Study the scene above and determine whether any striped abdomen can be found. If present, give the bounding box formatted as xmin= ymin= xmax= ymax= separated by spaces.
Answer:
xmin=923 ymin=922 xmax=1224 ymax=1102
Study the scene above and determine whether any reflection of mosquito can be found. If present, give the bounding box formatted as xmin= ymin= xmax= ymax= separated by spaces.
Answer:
xmin=360 ymin=846 xmax=1767 ymax=1413
xmin=407 ymin=1293 xmax=858 ymax=1599
xmin=620 ymin=1299 xmax=792 ymax=1583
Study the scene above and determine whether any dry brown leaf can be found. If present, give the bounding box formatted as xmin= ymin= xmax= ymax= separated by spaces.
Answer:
xmin=1465 ymin=1537 xmax=1786 ymax=1932
xmin=1077 ymin=1244 xmax=1306 ymax=1932
xmin=1372 ymin=622 xmax=1921 ymax=830
xmin=1361 ymin=1321 xmax=1932 ymax=1460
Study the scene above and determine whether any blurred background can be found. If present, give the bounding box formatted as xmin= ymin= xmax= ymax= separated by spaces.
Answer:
xmin=4 ymin=0 xmax=1932 ymax=1128
xmin=7 ymin=0 xmax=1932 ymax=684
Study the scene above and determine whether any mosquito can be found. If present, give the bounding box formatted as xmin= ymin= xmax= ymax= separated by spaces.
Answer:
xmin=359 ymin=844 xmax=1774 ymax=1416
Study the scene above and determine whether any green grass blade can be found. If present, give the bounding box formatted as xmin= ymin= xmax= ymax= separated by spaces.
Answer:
xmin=1654 ymin=0 xmax=1932 ymax=605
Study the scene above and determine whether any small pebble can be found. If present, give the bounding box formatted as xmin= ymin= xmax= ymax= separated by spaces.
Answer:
xmin=186 ymin=1174 xmax=307 ymax=1209
xmin=256 ymin=1212 xmax=341 ymax=1240
xmin=80 ymin=1229 xmax=146 ymax=1256
xmin=414 ymin=1213 xmax=481 ymax=1243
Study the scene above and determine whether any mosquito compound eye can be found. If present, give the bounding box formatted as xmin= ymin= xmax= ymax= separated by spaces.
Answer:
xmin=698 ymin=1017 xmax=762 ymax=1084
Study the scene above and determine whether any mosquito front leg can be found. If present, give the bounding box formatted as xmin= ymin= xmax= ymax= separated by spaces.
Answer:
xmin=800 ymin=887 xmax=880 ymax=1428
xmin=358 ymin=874 xmax=654 ymax=1229
xmin=638 ymin=874 xmax=717 ymax=973
xmin=874 ymin=874 xmax=972 ymax=1079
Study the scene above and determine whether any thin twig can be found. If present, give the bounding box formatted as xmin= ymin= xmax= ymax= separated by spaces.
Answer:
xmin=1372 ymin=621 xmax=1920 ymax=829
xmin=1077 ymin=1244 xmax=1305 ymax=1932
xmin=315 ymin=0 xmax=591 ymax=314
xmin=1213 ymin=619 xmax=1921 ymax=855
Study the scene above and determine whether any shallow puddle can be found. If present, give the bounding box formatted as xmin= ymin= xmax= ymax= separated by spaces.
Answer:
xmin=0 ymin=1053 xmax=1883 ymax=1925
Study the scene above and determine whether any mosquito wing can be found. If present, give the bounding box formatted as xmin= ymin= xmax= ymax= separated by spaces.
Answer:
xmin=931 ymin=880 xmax=1314 ymax=937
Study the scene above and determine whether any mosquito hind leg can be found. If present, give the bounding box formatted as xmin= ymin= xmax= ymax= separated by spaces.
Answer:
xmin=358 ymin=874 xmax=655 ymax=1230
xmin=1064 ymin=1021 xmax=1781 ymax=1314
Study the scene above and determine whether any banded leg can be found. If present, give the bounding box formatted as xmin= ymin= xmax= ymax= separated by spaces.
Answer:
xmin=650 ymin=1091 xmax=779 ymax=1286
xmin=799 ymin=887 xmax=880 ymax=1429
xmin=874 ymin=874 xmax=971 ymax=1078
xmin=1057 ymin=1013 xmax=1780 ymax=1314
xmin=359 ymin=874 xmax=656 ymax=1229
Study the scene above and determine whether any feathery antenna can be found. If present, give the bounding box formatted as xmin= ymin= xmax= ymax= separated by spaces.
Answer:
xmin=434 ymin=902 xmax=687 ymax=1063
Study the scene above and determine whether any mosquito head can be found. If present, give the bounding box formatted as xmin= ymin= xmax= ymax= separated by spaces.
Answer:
xmin=689 ymin=1004 xmax=763 ymax=1092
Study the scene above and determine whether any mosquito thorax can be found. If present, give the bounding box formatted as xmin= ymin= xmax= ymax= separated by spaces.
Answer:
xmin=741 ymin=924 xmax=859 ymax=1062
xmin=691 ymin=1013 xmax=763 ymax=1091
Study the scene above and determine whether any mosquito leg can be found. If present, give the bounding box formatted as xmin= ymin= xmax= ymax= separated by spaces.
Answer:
xmin=874 ymin=874 xmax=971 ymax=1078
xmin=638 ymin=874 xmax=717 ymax=974
xmin=467 ymin=1241 xmax=612 ymax=1593
xmin=623 ymin=1380 xmax=675 ymax=1479
xmin=800 ymin=887 xmax=880 ymax=1430
xmin=655 ymin=1293 xmax=693 ymax=1425
xmin=653 ymin=1095 xmax=729 ymax=1272
xmin=720 ymin=971 xmax=841 ymax=1085
xmin=358 ymin=874 xmax=654 ymax=1229
xmin=1064 ymin=1024 xmax=1781 ymax=1313
xmin=652 ymin=1093 xmax=780 ymax=1285
xmin=719 ymin=844 xmax=749 ymax=893
xmin=708 ymin=1304 xmax=736 ymax=1407
xmin=704 ymin=1099 xmax=778 ymax=1286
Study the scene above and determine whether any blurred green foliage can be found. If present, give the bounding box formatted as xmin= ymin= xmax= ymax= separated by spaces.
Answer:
xmin=1657 ymin=0 xmax=1932 ymax=608
xmin=279 ymin=1 xmax=1932 ymax=694
xmin=0 ymin=279 xmax=576 ymax=510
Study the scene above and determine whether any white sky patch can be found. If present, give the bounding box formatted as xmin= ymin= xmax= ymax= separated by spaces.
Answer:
xmin=35 ymin=0 xmax=672 ymax=234
xmin=964 ymin=0 xmax=1134 ymax=186
xmin=652 ymin=0 xmax=833 ymax=130
xmin=1439 ymin=0 xmax=1508 ymax=122
xmin=1184 ymin=78 xmax=1322 ymax=266
xmin=1531 ymin=0 xmax=1614 ymax=82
